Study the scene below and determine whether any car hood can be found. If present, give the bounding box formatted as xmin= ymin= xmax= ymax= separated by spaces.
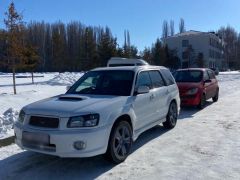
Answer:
xmin=23 ymin=94 xmax=128 ymax=117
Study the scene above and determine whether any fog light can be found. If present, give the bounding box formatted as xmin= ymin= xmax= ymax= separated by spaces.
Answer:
xmin=73 ymin=141 xmax=86 ymax=150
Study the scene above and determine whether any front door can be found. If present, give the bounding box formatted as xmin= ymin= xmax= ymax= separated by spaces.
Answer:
xmin=132 ymin=71 xmax=156 ymax=130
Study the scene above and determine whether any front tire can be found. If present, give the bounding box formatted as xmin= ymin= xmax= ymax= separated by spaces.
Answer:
xmin=212 ymin=89 xmax=219 ymax=102
xmin=163 ymin=102 xmax=178 ymax=129
xmin=105 ymin=121 xmax=133 ymax=164
xmin=198 ymin=94 xmax=206 ymax=109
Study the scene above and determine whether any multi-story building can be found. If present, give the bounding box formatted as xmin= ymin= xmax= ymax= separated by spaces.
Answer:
xmin=164 ymin=30 xmax=226 ymax=70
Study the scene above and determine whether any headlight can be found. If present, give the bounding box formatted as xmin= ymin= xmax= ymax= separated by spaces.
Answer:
xmin=67 ymin=114 xmax=99 ymax=128
xmin=18 ymin=110 xmax=25 ymax=123
xmin=186 ymin=88 xmax=198 ymax=95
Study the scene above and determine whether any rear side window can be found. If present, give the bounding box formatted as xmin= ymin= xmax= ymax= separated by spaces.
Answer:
xmin=149 ymin=71 xmax=165 ymax=88
xmin=160 ymin=69 xmax=175 ymax=86
xmin=136 ymin=71 xmax=152 ymax=89
xmin=207 ymin=70 xmax=215 ymax=79
xmin=204 ymin=71 xmax=210 ymax=80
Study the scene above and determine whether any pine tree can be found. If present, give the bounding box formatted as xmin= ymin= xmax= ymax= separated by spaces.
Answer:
xmin=4 ymin=2 xmax=25 ymax=94
xmin=151 ymin=38 xmax=167 ymax=66
xmin=98 ymin=27 xmax=117 ymax=66
xmin=142 ymin=47 xmax=152 ymax=64
xmin=21 ymin=44 xmax=40 ymax=83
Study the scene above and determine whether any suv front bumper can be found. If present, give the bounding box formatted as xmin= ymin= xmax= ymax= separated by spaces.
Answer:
xmin=14 ymin=123 xmax=111 ymax=158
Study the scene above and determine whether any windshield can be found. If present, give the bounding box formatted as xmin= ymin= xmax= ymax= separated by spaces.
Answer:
xmin=67 ymin=70 xmax=134 ymax=96
xmin=174 ymin=70 xmax=203 ymax=83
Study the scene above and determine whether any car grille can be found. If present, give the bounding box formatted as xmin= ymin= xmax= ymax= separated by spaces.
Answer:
xmin=29 ymin=116 xmax=59 ymax=128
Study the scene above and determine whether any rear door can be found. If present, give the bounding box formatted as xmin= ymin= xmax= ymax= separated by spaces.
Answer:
xmin=148 ymin=70 xmax=169 ymax=120
xmin=203 ymin=70 xmax=212 ymax=99
xmin=160 ymin=69 xmax=178 ymax=116
xmin=207 ymin=70 xmax=218 ymax=98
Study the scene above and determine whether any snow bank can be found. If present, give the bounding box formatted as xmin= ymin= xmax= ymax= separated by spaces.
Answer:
xmin=45 ymin=72 xmax=84 ymax=86
xmin=217 ymin=74 xmax=240 ymax=82
xmin=0 ymin=108 xmax=18 ymax=139
xmin=219 ymin=71 xmax=240 ymax=75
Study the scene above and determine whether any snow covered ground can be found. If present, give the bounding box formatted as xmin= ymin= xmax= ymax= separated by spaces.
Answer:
xmin=0 ymin=72 xmax=240 ymax=180
xmin=0 ymin=72 xmax=83 ymax=139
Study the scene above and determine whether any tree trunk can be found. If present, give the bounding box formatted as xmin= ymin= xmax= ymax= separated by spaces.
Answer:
xmin=31 ymin=71 xmax=34 ymax=84
xmin=12 ymin=67 xmax=16 ymax=94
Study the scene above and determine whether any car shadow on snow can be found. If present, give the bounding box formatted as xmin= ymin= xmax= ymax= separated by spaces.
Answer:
xmin=178 ymin=100 xmax=214 ymax=120
xmin=0 ymin=126 xmax=169 ymax=180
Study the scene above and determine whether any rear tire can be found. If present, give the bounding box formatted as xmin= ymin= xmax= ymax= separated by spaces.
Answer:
xmin=105 ymin=121 xmax=132 ymax=164
xmin=212 ymin=89 xmax=219 ymax=102
xmin=198 ymin=94 xmax=206 ymax=109
xmin=163 ymin=102 xmax=178 ymax=129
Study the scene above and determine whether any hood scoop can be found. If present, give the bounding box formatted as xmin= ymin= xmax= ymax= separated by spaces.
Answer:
xmin=58 ymin=95 xmax=87 ymax=101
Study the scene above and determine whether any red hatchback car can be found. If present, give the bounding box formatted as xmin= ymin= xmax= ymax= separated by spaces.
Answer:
xmin=173 ymin=68 xmax=219 ymax=109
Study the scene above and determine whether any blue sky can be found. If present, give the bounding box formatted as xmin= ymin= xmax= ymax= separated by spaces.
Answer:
xmin=1 ymin=0 xmax=240 ymax=51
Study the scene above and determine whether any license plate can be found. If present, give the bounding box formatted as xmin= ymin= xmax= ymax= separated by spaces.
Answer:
xmin=22 ymin=131 xmax=49 ymax=145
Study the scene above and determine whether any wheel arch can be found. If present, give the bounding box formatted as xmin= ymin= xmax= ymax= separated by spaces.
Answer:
xmin=112 ymin=114 xmax=133 ymax=131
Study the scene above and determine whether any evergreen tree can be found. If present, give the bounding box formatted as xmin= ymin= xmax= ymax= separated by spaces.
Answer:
xmin=142 ymin=47 xmax=152 ymax=64
xmin=151 ymin=38 xmax=167 ymax=66
xmin=4 ymin=2 xmax=25 ymax=94
xmin=98 ymin=27 xmax=117 ymax=66
xmin=21 ymin=44 xmax=40 ymax=83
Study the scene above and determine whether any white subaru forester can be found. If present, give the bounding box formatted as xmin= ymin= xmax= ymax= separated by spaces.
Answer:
xmin=14 ymin=65 xmax=180 ymax=163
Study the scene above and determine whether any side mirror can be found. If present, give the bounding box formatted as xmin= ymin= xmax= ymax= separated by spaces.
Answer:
xmin=136 ymin=86 xmax=150 ymax=94
xmin=66 ymin=85 xmax=71 ymax=91
xmin=204 ymin=79 xmax=212 ymax=84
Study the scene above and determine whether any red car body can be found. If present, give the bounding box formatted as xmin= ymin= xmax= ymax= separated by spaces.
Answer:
xmin=174 ymin=68 xmax=219 ymax=107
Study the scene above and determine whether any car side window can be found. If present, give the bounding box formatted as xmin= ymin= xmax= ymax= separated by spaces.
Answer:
xmin=207 ymin=70 xmax=215 ymax=79
xmin=136 ymin=71 xmax=152 ymax=89
xmin=204 ymin=71 xmax=210 ymax=81
xmin=160 ymin=69 xmax=175 ymax=86
xmin=149 ymin=71 xmax=165 ymax=88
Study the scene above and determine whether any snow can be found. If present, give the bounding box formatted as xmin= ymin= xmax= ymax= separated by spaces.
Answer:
xmin=44 ymin=72 xmax=83 ymax=86
xmin=0 ymin=72 xmax=83 ymax=139
xmin=0 ymin=72 xmax=240 ymax=179
xmin=219 ymin=71 xmax=240 ymax=75
xmin=0 ymin=108 xmax=18 ymax=139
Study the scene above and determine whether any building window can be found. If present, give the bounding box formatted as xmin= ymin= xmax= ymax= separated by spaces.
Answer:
xmin=182 ymin=40 xmax=189 ymax=47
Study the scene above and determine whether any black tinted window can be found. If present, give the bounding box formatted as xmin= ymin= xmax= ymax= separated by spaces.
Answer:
xmin=161 ymin=69 xmax=175 ymax=85
xmin=67 ymin=70 xmax=134 ymax=96
xmin=149 ymin=71 xmax=165 ymax=88
xmin=109 ymin=64 xmax=135 ymax=67
xmin=136 ymin=71 xmax=152 ymax=89
xmin=174 ymin=70 xmax=203 ymax=83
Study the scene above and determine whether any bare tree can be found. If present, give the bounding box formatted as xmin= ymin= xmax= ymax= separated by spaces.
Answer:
xmin=218 ymin=26 xmax=238 ymax=69
xmin=162 ymin=20 xmax=169 ymax=39
xmin=170 ymin=20 xmax=175 ymax=36
xmin=179 ymin=18 xmax=186 ymax=33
